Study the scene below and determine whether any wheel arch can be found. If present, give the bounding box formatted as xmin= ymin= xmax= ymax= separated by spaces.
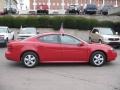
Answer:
xmin=89 ymin=50 xmax=108 ymax=62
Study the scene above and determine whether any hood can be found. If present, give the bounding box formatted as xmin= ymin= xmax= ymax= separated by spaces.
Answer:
xmin=88 ymin=43 xmax=112 ymax=50
xmin=101 ymin=35 xmax=120 ymax=38
xmin=0 ymin=33 xmax=7 ymax=36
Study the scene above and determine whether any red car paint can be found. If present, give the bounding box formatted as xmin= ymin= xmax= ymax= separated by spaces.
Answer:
xmin=5 ymin=33 xmax=117 ymax=64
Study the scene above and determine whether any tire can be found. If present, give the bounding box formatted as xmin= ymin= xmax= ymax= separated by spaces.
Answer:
xmin=90 ymin=51 xmax=106 ymax=67
xmin=89 ymin=37 xmax=92 ymax=43
xmin=98 ymin=39 xmax=102 ymax=44
xmin=5 ymin=38 xmax=8 ymax=46
xmin=21 ymin=52 xmax=39 ymax=68
xmin=12 ymin=35 xmax=14 ymax=40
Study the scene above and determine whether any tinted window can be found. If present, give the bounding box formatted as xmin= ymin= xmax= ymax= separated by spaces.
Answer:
xmin=39 ymin=34 xmax=60 ymax=43
xmin=60 ymin=35 xmax=80 ymax=45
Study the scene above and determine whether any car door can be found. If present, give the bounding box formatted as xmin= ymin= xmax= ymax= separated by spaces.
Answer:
xmin=37 ymin=34 xmax=62 ymax=62
xmin=60 ymin=34 xmax=88 ymax=62
xmin=7 ymin=28 xmax=12 ymax=40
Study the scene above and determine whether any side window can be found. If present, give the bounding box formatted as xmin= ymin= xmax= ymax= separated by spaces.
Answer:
xmin=60 ymin=35 xmax=80 ymax=45
xmin=92 ymin=29 xmax=99 ymax=33
xmin=39 ymin=34 xmax=60 ymax=43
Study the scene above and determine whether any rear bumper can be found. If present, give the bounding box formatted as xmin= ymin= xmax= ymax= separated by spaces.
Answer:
xmin=0 ymin=40 xmax=6 ymax=46
xmin=0 ymin=40 xmax=6 ymax=43
xmin=85 ymin=10 xmax=96 ymax=14
xmin=5 ymin=50 xmax=20 ymax=62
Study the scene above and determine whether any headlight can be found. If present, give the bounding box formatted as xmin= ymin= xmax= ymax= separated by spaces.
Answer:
xmin=110 ymin=47 xmax=114 ymax=51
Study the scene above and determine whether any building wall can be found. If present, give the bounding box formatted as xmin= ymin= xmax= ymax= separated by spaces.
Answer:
xmin=0 ymin=0 xmax=17 ymax=12
xmin=30 ymin=0 xmax=120 ymax=10
xmin=0 ymin=0 xmax=5 ymax=11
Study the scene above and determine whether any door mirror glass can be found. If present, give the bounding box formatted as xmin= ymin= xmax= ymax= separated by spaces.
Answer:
xmin=78 ymin=42 xmax=84 ymax=46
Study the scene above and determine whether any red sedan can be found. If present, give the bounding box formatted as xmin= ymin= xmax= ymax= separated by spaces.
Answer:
xmin=5 ymin=32 xmax=117 ymax=68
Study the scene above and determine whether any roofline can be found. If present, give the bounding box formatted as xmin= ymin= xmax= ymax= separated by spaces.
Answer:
xmin=13 ymin=0 xmax=18 ymax=4
xmin=93 ymin=27 xmax=111 ymax=29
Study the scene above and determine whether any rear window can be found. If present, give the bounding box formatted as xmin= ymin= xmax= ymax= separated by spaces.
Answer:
xmin=87 ymin=4 xmax=97 ymax=9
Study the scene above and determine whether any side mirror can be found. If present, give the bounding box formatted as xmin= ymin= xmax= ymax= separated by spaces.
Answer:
xmin=78 ymin=42 xmax=84 ymax=46
xmin=116 ymin=32 xmax=118 ymax=35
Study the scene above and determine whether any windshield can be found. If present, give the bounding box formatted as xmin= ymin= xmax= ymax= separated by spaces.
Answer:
xmin=20 ymin=28 xmax=36 ymax=34
xmin=99 ymin=28 xmax=114 ymax=35
xmin=87 ymin=4 xmax=97 ymax=9
xmin=0 ymin=28 xmax=7 ymax=33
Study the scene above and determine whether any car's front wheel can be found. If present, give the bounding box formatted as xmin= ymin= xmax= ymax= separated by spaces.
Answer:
xmin=21 ymin=52 xmax=39 ymax=68
xmin=90 ymin=51 xmax=106 ymax=67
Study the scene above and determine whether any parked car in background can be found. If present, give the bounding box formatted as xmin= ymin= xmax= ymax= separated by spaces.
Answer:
xmin=83 ymin=4 xmax=97 ymax=14
xmin=0 ymin=26 xmax=14 ymax=46
xmin=36 ymin=5 xmax=49 ymax=14
xmin=5 ymin=32 xmax=117 ymax=68
xmin=29 ymin=10 xmax=37 ymax=15
xmin=4 ymin=7 xmax=17 ymax=14
xmin=17 ymin=27 xmax=38 ymax=40
xmin=66 ymin=5 xmax=81 ymax=14
xmin=89 ymin=27 xmax=120 ymax=47
xmin=98 ymin=5 xmax=113 ymax=15
xmin=0 ymin=10 xmax=5 ymax=15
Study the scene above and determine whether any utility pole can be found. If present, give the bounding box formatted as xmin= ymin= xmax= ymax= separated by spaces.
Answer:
xmin=9 ymin=0 xmax=11 ymax=13
xmin=33 ymin=0 xmax=36 ymax=10
xmin=61 ymin=0 xmax=64 ymax=10
xmin=115 ymin=0 xmax=118 ymax=7
xmin=90 ymin=0 xmax=92 ymax=4
xmin=103 ymin=0 xmax=105 ymax=5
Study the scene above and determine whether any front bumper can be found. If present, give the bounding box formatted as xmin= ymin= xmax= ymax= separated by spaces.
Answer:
xmin=107 ymin=50 xmax=117 ymax=61
xmin=103 ymin=41 xmax=120 ymax=47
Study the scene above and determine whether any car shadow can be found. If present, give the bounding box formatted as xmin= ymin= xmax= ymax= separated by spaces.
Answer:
xmin=7 ymin=62 xmax=117 ymax=69
xmin=7 ymin=62 xmax=90 ymax=68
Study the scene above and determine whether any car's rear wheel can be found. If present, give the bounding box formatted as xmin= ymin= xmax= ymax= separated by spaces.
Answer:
xmin=90 ymin=51 xmax=106 ymax=67
xmin=21 ymin=52 xmax=39 ymax=68
xmin=5 ymin=38 xmax=8 ymax=46
xmin=12 ymin=35 xmax=14 ymax=40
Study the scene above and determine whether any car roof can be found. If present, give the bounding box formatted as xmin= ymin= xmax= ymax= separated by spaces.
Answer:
xmin=38 ymin=32 xmax=64 ymax=36
xmin=93 ymin=27 xmax=111 ymax=30
xmin=37 ymin=32 xmax=80 ymax=39
xmin=0 ymin=26 xmax=8 ymax=29
xmin=22 ymin=27 xmax=36 ymax=29
xmin=21 ymin=27 xmax=36 ymax=30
